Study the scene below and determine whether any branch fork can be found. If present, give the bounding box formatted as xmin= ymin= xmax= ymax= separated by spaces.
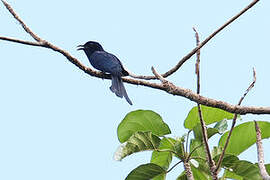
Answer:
xmin=0 ymin=0 xmax=267 ymax=117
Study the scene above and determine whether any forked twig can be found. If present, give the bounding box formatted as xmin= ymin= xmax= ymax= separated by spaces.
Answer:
xmin=215 ymin=68 xmax=257 ymax=172
xmin=1 ymin=0 xmax=43 ymax=42
xmin=0 ymin=0 xmax=269 ymax=116
xmin=0 ymin=36 xmax=42 ymax=47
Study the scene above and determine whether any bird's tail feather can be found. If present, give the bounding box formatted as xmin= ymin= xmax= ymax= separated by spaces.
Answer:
xmin=119 ymin=78 xmax=133 ymax=105
xmin=110 ymin=75 xmax=133 ymax=105
xmin=110 ymin=75 xmax=123 ymax=97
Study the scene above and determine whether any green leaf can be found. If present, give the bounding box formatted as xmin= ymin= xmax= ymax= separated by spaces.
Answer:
xmin=219 ymin=121 xmax=270 ymax=155
xmin=151 ymin=137 xmax=175 ymax=169
xmin=125 ymin=163 xmax=166 ymax=180
xmin=184 ymin=105 xmax=235 ymax=129
xmin=176 ymin=172 xmax=187 ymax=180
xmin=213 ymin=154 xmax=239 ymax=168
xmin=174 ymin=138 xmax=185 ymax=159
xmin=223 ymin=170 xmax=243 ymax=180
xmin=225 ymin=160 xmax=261 ymax=180
xmin=150 ymin=173 xmax=165 ymax=180
xmin=189 ymin=139 xmax=213 ymax=175
xmin=207 ymin=128 xmax=220 ymax=139
xmin=192 ymin=124 xmax=219 ymax=141
xmin=118 ymin=110 xmax=171 ymax=143
xmin=190 ymin=166 xmax=210 ymax=180
xmin=193 ymin=119 xmax=228 ymax=142
xmin=114 ymin=132 xmax=161 ymax=161
xmin=151 ymin=138 xmax=175 ymax=180
xmin=189 ymin=139 xmax=204 ymax=159
xmin=266 ymin=164 xmax=270 ymax=175
xmin=214 ymin=154 xmax=261 ymax=180
xmin=213 ymin=119 xmax=228 ymax=133
xmin=211 ymin=146 xmax=223 ymax=158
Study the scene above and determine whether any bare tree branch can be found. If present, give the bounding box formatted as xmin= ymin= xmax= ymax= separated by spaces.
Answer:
xmin=215 ymin=68 xmax=257 ymax=172
xmin=183 ymin=161 xmax=194 ymax=180
xmin=151 ymin=67 xmax=168 ymax=84
xmin=1 ymin=0 xmax=43 ymax=42
xmin=1 ymin=0 xmax=269 ymax=116
xmin=193 ymin=27 xmax=217 ymax=180
xmin=151 ymin=66 xmax=183 ymax=95
xmin=254 ymin=121 xmax=270 ymax=180
xmin=0 ymin=36 xmax=42 ymax=47
xmin=130 ymin=0 xmax=260 ymax=80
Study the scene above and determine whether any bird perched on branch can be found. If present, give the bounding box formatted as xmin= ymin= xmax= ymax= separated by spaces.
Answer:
xmin=77 ymin=41 xmax=132 ymax=105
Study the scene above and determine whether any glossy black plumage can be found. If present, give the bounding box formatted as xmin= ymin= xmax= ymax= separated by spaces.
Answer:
xmin=77 ymin=41 xmax=132 ymax=105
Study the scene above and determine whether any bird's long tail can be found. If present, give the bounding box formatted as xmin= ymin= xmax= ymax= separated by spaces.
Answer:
xmin=110 ymin=75 xmax=133 ymax=105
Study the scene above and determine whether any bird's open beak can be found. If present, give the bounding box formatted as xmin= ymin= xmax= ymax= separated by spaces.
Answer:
xmin=77 ymin=45 xmax=84 ymax=50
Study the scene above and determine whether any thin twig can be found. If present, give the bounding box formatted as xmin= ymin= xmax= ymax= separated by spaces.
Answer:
xmin=193 ymin=27 xmax=201 ymax=96
xmin=151 ymin=66 xmax=177 ymax=94
xmin=215 ymin=113 xmax=237 ymax=172
xmin=193 ymin=27 xmax=200 ymax=82
xmin=151 ymin=66 xmax=168 ymax=84
xmin=0 ymin=36 xmax=43 ymax=47
xmin=197 ymin=105 xmax=214 ymax=167
xmin=254 ymin=121 xmax=270 ymax=180
xmin=193 ymin=27 xmax=217 ymax=180
xmin=1 ymin=0 xmax=43 ymax=42
xmin=1 ymin=1 xmax=269 ymax=115
xmin=215 ymin=68 xmax=257 ymax=172
xmin=167 ymin=160 xmax=183 ymax=173
xmin=130 ymin=0 xmax=260 ymax=80
xmin=186 ymin=130 xmax=192 ymax=154
xmin=239 ymin=67 xmax=257 ymax=105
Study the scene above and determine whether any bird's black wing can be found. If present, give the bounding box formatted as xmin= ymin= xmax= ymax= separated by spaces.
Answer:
xmin=90 ymin=51 xmax=123 ymax=75
xmin=109 ymin=53 xmax=129 ymax=76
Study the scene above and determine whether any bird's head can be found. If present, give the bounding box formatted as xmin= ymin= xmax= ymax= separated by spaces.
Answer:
xmin=77 ymin=41 xmax=104 ymax=55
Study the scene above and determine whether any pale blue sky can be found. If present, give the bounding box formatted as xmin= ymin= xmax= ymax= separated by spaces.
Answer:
xmin=0 ymin=0 xmax=270 ymax=179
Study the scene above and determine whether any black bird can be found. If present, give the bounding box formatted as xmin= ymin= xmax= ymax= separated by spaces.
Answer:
xmin=77 ymin=41 xmax=132 ymax=105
